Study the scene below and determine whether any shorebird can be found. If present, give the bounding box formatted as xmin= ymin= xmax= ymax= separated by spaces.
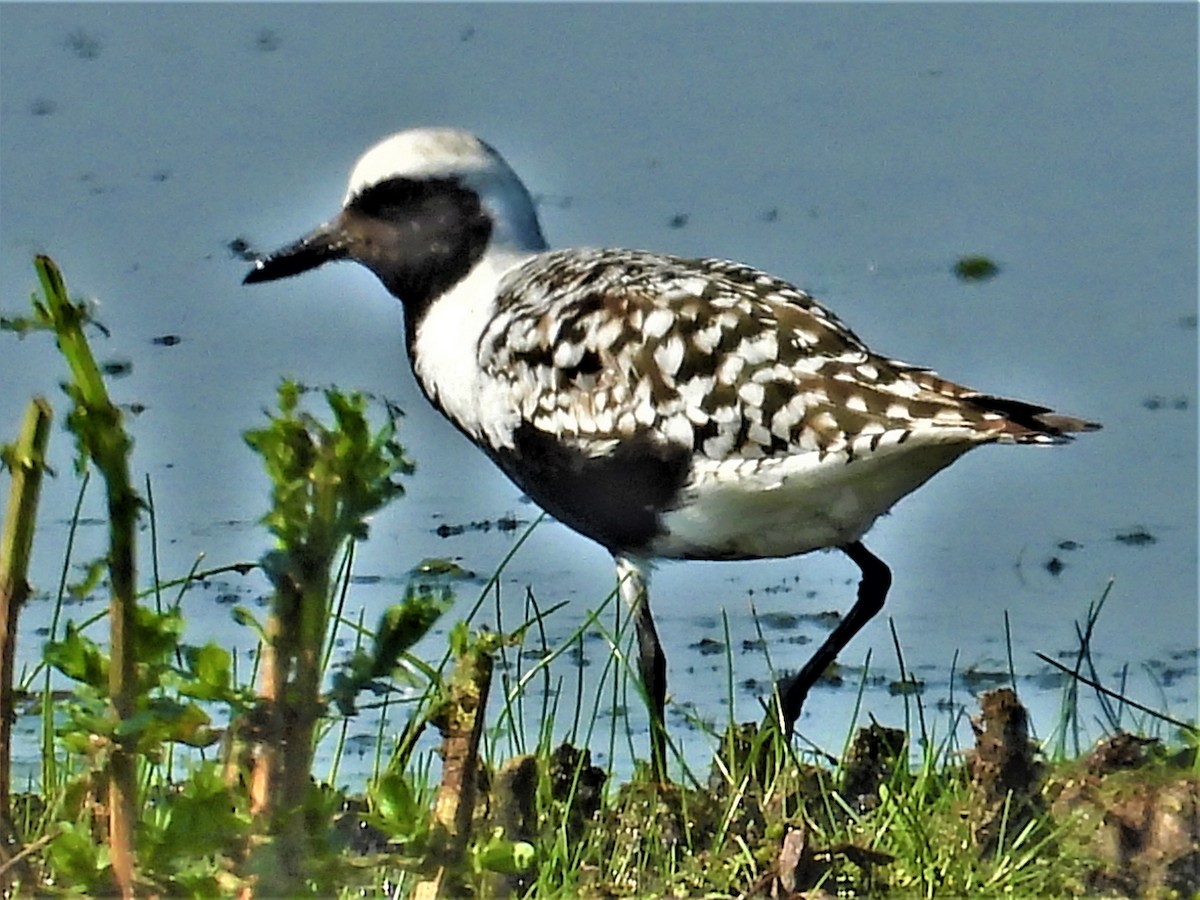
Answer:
xmin=244 ymin=128 xmax=1098 ymax=776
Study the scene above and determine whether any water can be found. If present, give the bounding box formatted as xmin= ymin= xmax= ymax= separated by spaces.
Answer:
xmin=1 ymin=4 xmax=1195 ymax=786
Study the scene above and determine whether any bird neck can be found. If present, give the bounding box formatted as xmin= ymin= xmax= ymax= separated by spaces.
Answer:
xmin=406 ymin=246 xmax=538 ymax=443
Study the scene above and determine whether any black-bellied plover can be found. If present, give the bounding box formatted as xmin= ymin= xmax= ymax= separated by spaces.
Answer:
xmin=245 ymin=128 xmax=1099 ymax=777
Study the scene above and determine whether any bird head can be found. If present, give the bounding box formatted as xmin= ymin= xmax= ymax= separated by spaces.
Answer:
xmin=243 ymin=128 xmax=546 ymax=305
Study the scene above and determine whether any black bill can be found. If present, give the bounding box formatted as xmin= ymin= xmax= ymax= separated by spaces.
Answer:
xmin=243 ymin=220 xmax=350 ymax=284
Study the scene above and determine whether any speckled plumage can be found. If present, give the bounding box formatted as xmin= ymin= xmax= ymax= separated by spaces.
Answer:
xmin=245 ymin=128 xmax=1099 ymax=777
xmin=485 ymin=248 xmax=1074 ymax=456
xmin=467 ymin=247 xmax=1092 ymax=558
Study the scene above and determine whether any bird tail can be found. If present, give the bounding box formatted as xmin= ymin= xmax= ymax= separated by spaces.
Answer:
xmin=965 ymin=394 xmax=1102 ymax=444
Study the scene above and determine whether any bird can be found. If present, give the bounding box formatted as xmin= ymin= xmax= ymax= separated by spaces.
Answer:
xmin=244 ymin=127 xmax=1099 ymax=778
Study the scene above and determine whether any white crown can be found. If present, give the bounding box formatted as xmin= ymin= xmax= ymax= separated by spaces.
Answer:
xmin=343 ymin=127 xmax=547 ymax=254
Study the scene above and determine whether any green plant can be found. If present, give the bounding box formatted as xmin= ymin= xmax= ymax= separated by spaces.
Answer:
xmin=7 ymin=256 xmax=145 ymax=896
xmin=240 ymin=380 xmax=425 ymax=893
xmin=2 ymin=258 xmax=455 ymax=896
xmin=0 ymin=397 xmax=52 ymax=889
xmin=4 ymin=256 xmax=1195 ymax=898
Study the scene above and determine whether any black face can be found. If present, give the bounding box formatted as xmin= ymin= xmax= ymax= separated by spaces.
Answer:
xmin=339 ymin=176 xmax=493 ymax=305
xmin=244 ymin=176 xmax=493 ymax=319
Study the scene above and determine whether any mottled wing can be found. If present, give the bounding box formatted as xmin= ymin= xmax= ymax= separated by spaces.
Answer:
xmin=480 ymin=249 xmax=1088 ymax=466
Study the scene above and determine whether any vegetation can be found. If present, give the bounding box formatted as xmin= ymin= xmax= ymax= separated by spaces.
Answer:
xmin=0 ymin=257 xmax=1196 ymax=897
xmin=952 ymin=254 xmax=1000 ymax=282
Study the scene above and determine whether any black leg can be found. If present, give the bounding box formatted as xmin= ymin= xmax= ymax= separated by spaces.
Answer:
xmin=632 ymin=600 xmax=668 ymax=778
xmin=616 ymin=556 xmax=668 ymax=780
xmin=778 ymin=541 xmax=892 ymax=733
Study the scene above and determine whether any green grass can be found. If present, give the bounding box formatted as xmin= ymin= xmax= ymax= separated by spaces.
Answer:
xmin=2 ymin=256 xmax=1196 ymax=897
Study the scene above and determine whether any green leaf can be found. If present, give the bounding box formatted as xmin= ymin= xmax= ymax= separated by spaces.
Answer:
xmin=185 ymin=643 xmax=231 ymax=692
xmin=448 ymin=620 xmax=471 ymax=658
xmin=410 ymin=557 xmax=471 ymax=579
xmin=117 ymin=697 xmax=217 ymax=749
xmin=370 ymin=772 xmax=419 ymax=831
xmin=141 ymin=762 xmax=250 ymax=875
xmin=473 ymin=828 xmax=536 ymax=875
xmin=45 ymin=622 xmax=108 ymax=689
xmin=132 ymin=604 xmax=185 ymax=665
xmin=46 ymin=821 xmax=112 ymax=891
xmin=0 ymin=312 xmax=51 ymax=336
xmin=56 ymin=690 xmax=113 ymax=748
xmin=231 ymin=605 xmax=267 ymax=642
xmin=328 ymin=592 xmax=450 ymax=714
xmin=372 ymin=593 xmax=450 ymax=673
xmin=66 ymin=556 xmax=107 ymax=602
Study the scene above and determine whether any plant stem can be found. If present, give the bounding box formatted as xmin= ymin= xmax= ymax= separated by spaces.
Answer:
xmin=413 ymin=639 xmax=494 ymax=900
xmin=254 ymin=572 xmax=326 ymax=888
xmin=0 ymin=397 xmax=52 ymax=889
xmin=35 ymin=256 xmax=140 ymax=898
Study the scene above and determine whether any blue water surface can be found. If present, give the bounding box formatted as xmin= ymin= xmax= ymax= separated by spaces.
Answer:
xmin=1 ymin=4 xmax=1195 ymax=786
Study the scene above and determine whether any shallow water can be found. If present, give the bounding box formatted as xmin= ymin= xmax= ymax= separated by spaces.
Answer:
xmin=1 ymin=5 xmax=1195 ymax=785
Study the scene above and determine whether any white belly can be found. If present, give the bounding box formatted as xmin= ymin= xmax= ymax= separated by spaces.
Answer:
xmin=650 ymin=438 xmax=976 ymax=560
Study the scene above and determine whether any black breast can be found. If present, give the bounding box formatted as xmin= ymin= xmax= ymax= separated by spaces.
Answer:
xmin=493 ymin=423 xmax=692 ymax=555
